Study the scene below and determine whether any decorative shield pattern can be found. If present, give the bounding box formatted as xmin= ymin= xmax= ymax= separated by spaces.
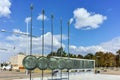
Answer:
xmin=48 ymin=57 xmax=58 ymax=70
xmin=66 ymin=59 xmax=73 ymax=69
xmin=37 ymin=57 xmax=48 ymax=70
xmin=58 ymin=58 xmax=66 ymax=70
xmin=82 ymin=60 xmax=85 ymax=69
xmin=89 ymin=61 xmax=94 ymax=68
xmin=22 ymin=55 xmax=37 ymax=70
xmin=79 ymin=60 xmax=82 ymax=69
xmin=73 ymin=60 xmax=80 ymax=69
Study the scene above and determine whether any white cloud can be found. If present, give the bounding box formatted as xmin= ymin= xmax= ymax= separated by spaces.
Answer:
xmin=54 ymin=34 xmax=68 ymax=41
xmin=0 ymin=29 xmax=67 ymax=62
xmin=0 ymin=0 xmax=11 ymax=17
xmin=25 ymin=17 xmax=31 ymax=23
xmin=100 ymin=37 xmax=120 ymax=53
xmin=73 ymin=8 xmax=107 ymax=30
xmin=37 ymin=14 xmax=48 ymax=20
xmin=69 ymin=45 xmax=106 ymax=55
xmin=1 ymin=29 xmax=120 ymax=61
xmin=69 ymin=37 xmax=120 ymax=55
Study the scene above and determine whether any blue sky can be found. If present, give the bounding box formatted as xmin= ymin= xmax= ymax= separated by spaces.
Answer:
xmin=0 ymin=0 xmax=120 ymax=62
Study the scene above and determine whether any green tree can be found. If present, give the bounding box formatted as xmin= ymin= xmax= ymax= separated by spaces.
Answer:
xmin=69 ymin=53 xmax=74 ymax=58
xmin=95 ymin=51 xmax=105 ymax=67
xmin=18 ymin=52 xmax=25 ymax=55
xmin=56 ymin=47 xmax=63 ymax=56
xmin=47 ymin=51 xmax=57 ymax=58
xmin=116 ymin=50 xmax=120 ymax=67
xmin=62 ymin=51 xmax=67 ymax=57
xmin=104 ymin=52 xmax=116 ymax=67
xmin=84 ymin=53 xmax=94 ymax=59
xmin=116 ymin=50 xmax=120 ymax=55
xmin=77 ymin=54 xmax=83 ymax=59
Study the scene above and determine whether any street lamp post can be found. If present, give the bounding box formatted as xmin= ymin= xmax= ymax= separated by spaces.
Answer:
xmin=1 ymin=29 xmax=37 ymax=38
xmin=1 ymin=29 xmax=28 ymax=36
xmin=25 ymin=18 xmax=31 ymax=55
xmin=0 ymin=48 xmax=7 ymax=51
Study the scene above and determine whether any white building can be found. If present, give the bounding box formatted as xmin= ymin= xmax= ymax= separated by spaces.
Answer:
xmin=9 ymin=54 xmax=25 ymax=70
xmin=9 ymin=54 xmax=42 ymax=70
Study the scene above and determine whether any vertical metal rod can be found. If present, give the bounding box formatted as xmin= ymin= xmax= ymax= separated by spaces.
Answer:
xmin=30 ymin=5 xmax=33 ymax=55
xmin=60 ymin=19 xmax=62 ymax=80
xmin=42 ymin=10 xmax=44 ymax=57
xmin=51 ymin=14 xmax=54 ymax=56
xmin=30 ymin=4 xmax=33 ymax=80
xmin=60 ymin=62 xmax=62 ymax=79
xmin=42 ymin=70 xmax=44 ymax=80
xmin=51 ymin=14 xmax=54 ymax=80
xmin=68 ymin=70 xmax=69 ymax=80
xmin=68 ymin=21 xmax=70 ymax=80
xmin=68 ymin=22 xmax=70 ymax=60
xmin=42 ymin=9 xmax=45 ymax=80
xmin=52 ymin=70 xmax=53 ymax=79
xmin=60 ymin=19 xmax=62 ymax=57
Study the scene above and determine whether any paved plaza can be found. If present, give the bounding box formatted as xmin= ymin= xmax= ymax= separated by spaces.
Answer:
xmin=0 ymin=70 xmax=45 ymax=80
xmin=13 ymin=72 xmax=120 ymax=80
xmin=1 ymin=70 xmax=120 ymax=80
xmin=14 ymin=72 xmax=120 ymax=80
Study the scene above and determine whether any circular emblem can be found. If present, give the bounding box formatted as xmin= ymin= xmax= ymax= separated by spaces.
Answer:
xmin=58 ymin=58 xmax=66 ymax=70
xmin=48 ymin=58 xmax=58 ymax=70
xmin=66 ymin=59 xmax=73 ymax=69
xmin=37 ymin=57 xmax=48 ymax=70
xmin=22 ymin=55 xmax=37 ymax=70
xmin=74 ymin=60 xmax=80 ymax=69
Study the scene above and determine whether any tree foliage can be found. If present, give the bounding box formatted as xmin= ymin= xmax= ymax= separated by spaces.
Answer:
xmin=47 ymin=47 xmax=120 ymax=67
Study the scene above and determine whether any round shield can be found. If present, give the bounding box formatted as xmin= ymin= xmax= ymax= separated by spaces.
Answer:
xmin=66 ymin=59 xmax=73 ymax=69
xmin=48 ymin=58 xmax=58 ymax=70
xmin=37 ymin=57 xmax=48 ymax=70
xmin=58 ymin=58 xmax=66 ymax=70
xmin=22 ymin=55 xmax=37 ymax=70
xmin=73 ymin=60 xmax=79 ymax=69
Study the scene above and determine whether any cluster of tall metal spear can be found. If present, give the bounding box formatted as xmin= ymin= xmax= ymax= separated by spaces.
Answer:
xmin=23 ymin=4 xmax=71 ymax=80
